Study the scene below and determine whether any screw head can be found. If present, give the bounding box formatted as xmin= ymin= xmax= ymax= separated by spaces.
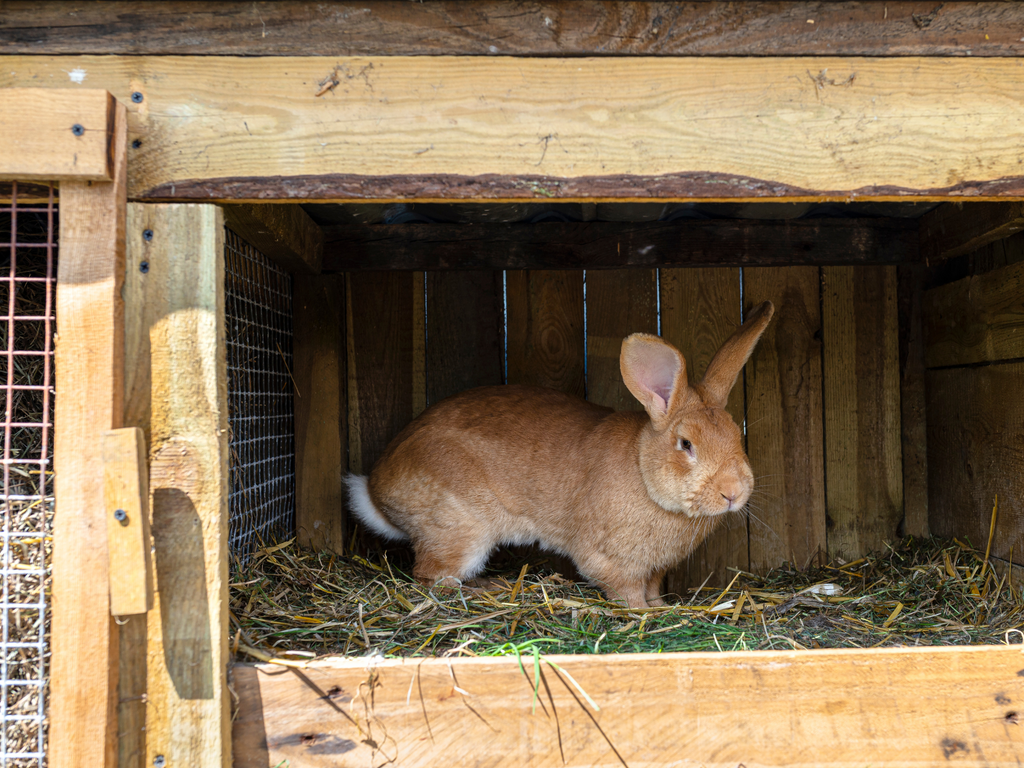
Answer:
xmin=131 ymin=139 xmax=142 ymax=149
xmin=113 ymin=509 xmax=128 ymax=525
xmin=71 ymin=124 xmax=85 ymax=137
xmin=140 ymin=261 xmax=150 ymax=274
xmin=143 ymin=229 xmax=154 ymax=241
xmin=131 ymin=91 xmax=144 ymax=104
xmin=153 ymin=756 xmax=166 ymax=768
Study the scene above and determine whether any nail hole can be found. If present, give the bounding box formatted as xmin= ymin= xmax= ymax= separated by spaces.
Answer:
xmin=131 ymin=139 xmax=142 ymax=149
xmin=1006 ymin=711 xmax=1019 ymax=725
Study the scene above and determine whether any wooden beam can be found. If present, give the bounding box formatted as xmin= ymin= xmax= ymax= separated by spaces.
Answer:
xmin=4 ymin=2 xmax=1023 ymax=57
xmin=923 ymin=260 xmax=1024 ymax=369
xmin=898 ymin=264 xmax=929 ymax=538
xmin=0 ymin=88 xmax=115 ymax=181
xmin=920 ymin=202 xmax=1024 ymax=263
xmin=322 ymin=220 xmax=918 ymax=271
xmin=293 ymin=274 xmax=347 ymax=554
xmin=222 ymin=204 xmax=324 ymax=274
xmin=51 ymin=98 xmax=127 ymax=768
xmin=6 ymin=57 xmax=1024 ymax=201
xmin=232 ymin=646 xmax=1024 ymax=767
xmin=124 ymin=203 xmax=230 ymax=768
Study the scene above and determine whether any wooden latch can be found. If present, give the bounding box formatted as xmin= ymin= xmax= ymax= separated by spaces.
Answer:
xmin=103 ymin=427 xmax=154 ymax=616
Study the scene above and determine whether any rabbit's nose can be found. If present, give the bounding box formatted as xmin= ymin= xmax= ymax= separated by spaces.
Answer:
xmin=721 ymin=493 xmax=736 ymax=508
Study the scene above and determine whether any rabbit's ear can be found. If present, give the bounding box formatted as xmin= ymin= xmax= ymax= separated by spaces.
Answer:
xmin=700 ymin=301 xmax=775 ymax=409
xmin=621 ymin=334 xmax=688 ymax=429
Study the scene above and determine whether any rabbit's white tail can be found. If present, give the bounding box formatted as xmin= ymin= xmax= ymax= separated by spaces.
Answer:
xmin=345 ymin=474 xmax=409 ymax=541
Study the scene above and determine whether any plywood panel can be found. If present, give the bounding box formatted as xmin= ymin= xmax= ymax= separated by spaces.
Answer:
xmin=923 ymin=259 xmax=1024 ymax=368
xmin=425 ymin=271 xmax=504 ymax=405
xmin=124 ymin=203 xmax=230 ymax=768
xmin=659 ymin=267 xmax=746 ymax=592
xmin=232 ymin=646 xmax=1024 ymax=767
xmin=50 ymin=99 xmax=126 ymax=768
xmin=822 ymin=266 xmax=902 ymax=560
xmin=345 ymin=272 xmax=423 ymax=476
xmin=744 ymin=267 xmax=825 ymax=574
xmin=294 ymin=274 xmax=346 ymax=553
xmin=6 ymin=57 xmax=1024 ymax=200
xmin=505 ymin=270 xmax=585 ymax=397
xmin=927 ymin=363 xmax=1024 ymax=566
xmin=585 ymin=269 xmax=658 ymax=411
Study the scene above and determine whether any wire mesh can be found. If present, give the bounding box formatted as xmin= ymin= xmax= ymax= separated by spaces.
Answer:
xmin=225 ymin=228 xmax=296 ymax=560
xmin=0 ymin=182 xmax=56 ymax=768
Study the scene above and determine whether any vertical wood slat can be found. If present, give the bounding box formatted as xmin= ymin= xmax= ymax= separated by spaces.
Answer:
xmin=51 ymin=99 xmax=127 ymax=768
xmin=823 ymin=266 xmax=903 ymax=560
xmin=744 ymin=267 xmax=826 ymax=574
xmin=505 ymin=270 xmax=585 ymax=397
xmin=346 ymin=271 xmax=424 ymax=477
xmin=926 ymin=363 xmax=1024 ymax=564
xmin=124 ymin=203 xmax=230 ymax=768
xmin=585 ymin=269 xmax=658 ymax=410
xmin=426 ymin=271 xmax=504 ymax=405
xmin=659 ymin=268 xmax=746 ymax=593
xmin=294 ymin=274 xmax=347 ymax=553
xmin=898 ymin=264 xmax=929 ymax=538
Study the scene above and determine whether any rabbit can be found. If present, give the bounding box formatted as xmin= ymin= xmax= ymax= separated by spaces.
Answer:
xmin=346 ymin=301 xmax=774 ymax=609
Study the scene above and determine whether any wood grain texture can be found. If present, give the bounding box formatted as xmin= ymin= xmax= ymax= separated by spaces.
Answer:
xmin=505 ymin=270 xmax=585 ymax=397
xmin=103 ymin=427 xmax=154 ymax=616
xmin=5 ymin=2 xmax=1024 ymax=57
xmin=744 ymin=267 xmax=825 ymax=574
xmin=920 ymin=202 xmax=1024 ymax=263
xmin=0 ymin=88 xmax=114 ymax=181
xmin=927 ymin=363 xmax=1024 ymax=567
xmin=584 ymin=269 xmax=657 ymax=411
xmin=50 ymin=99 xmax=126 ymax=768
xmin=425 ymin=271 xmax=504 ymax=405
xmin=898 ymin=265 xmax=929 ymax=538
xmin=345 ymin=271 xmax=422 ymax=477
xmin=822 ymin=266 xmax=903 ymax=560
xmin=6 ymin=57 xmax=1024 ymax=200
xmin=294 ymin=274 xmax=346 ymax=554
xmin=124 ymin=203 xmax=230 ymax=768
xmin=222 ymin=204 xmax=324 ymax=274
xmin=923 ymin=260 xmax=1024 ymax=369
xmin=232 ymin=646 xmax=1024 ymax=767
xmin=659 ymin=268 xmax=746 ymax=592
xmin=321 ymin=219 xmax=919 ymax=271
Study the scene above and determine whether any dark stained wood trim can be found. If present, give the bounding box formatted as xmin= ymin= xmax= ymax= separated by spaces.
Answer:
xmin=222 ymin=203 xmax=324 ymax=274
xmin=139 ymin=171 xmax=1024 ymax=203
xmin=4 ymin=1 xmax=1024 ymax=57
xmin=320 ymin=219 xmax=919 ymax=271
xmin=919 ymin=202 xmax=1024 ymax=264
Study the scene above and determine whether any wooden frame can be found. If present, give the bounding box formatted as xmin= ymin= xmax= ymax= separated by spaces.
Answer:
xmin=6 ymin=6 xmax=1024 ymax=763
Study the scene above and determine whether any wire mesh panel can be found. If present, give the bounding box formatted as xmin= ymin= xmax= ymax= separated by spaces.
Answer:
xmin=0 ymin=182 xmax=56 ymax=768
xmin=225 ymin=228 xmax=296 ymax=560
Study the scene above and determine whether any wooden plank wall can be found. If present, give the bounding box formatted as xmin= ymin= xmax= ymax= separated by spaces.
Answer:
xmin=923 ymin=231 xmax=1024 ymax=568
xmin=336 ymin=262 xmax=906 ymax=589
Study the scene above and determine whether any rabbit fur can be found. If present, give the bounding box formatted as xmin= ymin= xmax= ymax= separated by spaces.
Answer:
xmin=347 ymin=301 xmax=774 ymax=608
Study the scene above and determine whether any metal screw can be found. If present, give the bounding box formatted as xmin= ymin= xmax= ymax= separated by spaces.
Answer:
xmin=131 ymin=91 xmax=144 ymax=104
xmin=153 ymin=756 xmax=166 ymax=768
xmin=71 ymin=124 xmax=84 ymax=136
xmin=143 ymin=229 xmax=154 ymax=241
xmin=140 ymin=261 xmax=150 ymax=274
xmin=113 ymin=509 xmax=129 ymax=526
xmin=131 ymin=139 xmax=142 ymax=149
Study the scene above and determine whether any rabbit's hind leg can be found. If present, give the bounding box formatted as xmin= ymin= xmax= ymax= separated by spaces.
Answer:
xmin=411 ymin=533 xmax=494 ymax=587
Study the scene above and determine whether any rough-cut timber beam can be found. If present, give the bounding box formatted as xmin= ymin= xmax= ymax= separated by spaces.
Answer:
xmin=320 ymin=219 xmax=918 ymax=271
xmin=7 ymin=56 xmax=1024 ymax=202
xmin=0 ymin=89 xmax=115 ymax=181
xmin=232 ymin=646 xmax=1024 ymax=767
xmin=223 ymin=204 xmax=324 ymax=274
xmin=2 ymin=2 xmax=1023 ymax=57
xmin=919 ymin=202 xmax=1024 ymax=264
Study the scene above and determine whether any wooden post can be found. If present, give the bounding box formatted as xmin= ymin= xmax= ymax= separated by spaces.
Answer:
xmin=124 ymin=203 xmax=230 ymax=768
xmin=51 ymin=98 xmax=127 ymax=768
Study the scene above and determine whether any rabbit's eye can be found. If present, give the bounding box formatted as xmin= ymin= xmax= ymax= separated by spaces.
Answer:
xmin=676 ymin=438 xmax=693 ymax=454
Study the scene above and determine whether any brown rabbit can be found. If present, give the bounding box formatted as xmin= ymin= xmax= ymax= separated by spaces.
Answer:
xmin=346 ymin=301 xmax=774 ymax=608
